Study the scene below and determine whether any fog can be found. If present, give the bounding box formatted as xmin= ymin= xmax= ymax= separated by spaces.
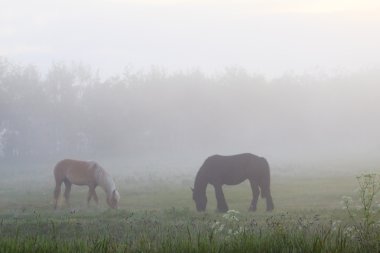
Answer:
xmin=1 ymin=0 xmax=380 ymax=177
xmin=2 ymin=1 xmax=380 ymax=78
xmin=1 ymin=60 xmax=380 ymax=176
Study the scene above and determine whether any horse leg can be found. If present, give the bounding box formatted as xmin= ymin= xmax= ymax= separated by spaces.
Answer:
xmin=249 ymin=180 xmax=260 ymax=211
xmin=214 ymin=184 xmax=228 ymax=212
xmin=87 ymin=186 xmax=98 ymax=206
xmin=87 ymin=187 xmax=93 ymax=206
xmin=53 ymin=182 xmax=62 ymax=209
xmin=260 ymin=183 xmax=274 ymax=211
xmin=265 ymin=191 xmax=274 ymax=211
xmin=92 ymin=187 xmax=99 ymax=204
xmin=63 ymin=180 xmax=72 ymax=207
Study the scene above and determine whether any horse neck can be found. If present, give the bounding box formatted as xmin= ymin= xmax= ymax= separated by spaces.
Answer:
xmin=194 ymin=170 xmax=208 ymax=195
xmin=96 ymin=167 xmax=116 ymax=197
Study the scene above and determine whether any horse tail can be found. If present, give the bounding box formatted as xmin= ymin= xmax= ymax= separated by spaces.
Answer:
xmin=260 ymin=157 xmax=271 ymax=198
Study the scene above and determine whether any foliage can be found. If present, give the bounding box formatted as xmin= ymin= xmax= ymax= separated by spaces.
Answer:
xmin=341 ymin=173 xmax=380 ymax=250
xmin=1 ymin=58 xmax=380 ymax=163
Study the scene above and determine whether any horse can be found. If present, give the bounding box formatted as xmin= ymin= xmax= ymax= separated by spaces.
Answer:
xmin=53 ymin=159 xmax=120 ymax=209
xmin=192 ymin=153 xmax=274 ymax=213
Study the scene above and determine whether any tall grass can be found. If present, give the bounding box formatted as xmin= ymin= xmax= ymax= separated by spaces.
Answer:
xmin=0 ymin=208 xmax=379 ymax=252
xmin=1 ymin=174 xmax=379 ymax=252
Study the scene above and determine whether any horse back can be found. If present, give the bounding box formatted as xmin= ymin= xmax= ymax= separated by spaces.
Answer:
xmin=54 ymin=159 xmax=98 ymax=186
xmin=201 ymin=153 xmax=269 ymax=185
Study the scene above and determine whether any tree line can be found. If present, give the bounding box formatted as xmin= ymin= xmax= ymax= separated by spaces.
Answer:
xmin=1 ymin=57 xmax=379 ymax=165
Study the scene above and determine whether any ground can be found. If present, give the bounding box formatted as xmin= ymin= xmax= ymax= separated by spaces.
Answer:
xmin=0 ymin=161 xmax=378 ymax=252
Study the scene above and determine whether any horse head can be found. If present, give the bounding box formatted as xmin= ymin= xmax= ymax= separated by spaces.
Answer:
xmin=107 ymin=189 xmax=120 ymax=209
xmin=192 ymin=188 xmax=207 ymax=212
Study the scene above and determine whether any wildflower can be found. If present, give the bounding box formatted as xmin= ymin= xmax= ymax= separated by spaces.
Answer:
xmin=223 ymin=210 xmax=240 ymax=222
xmin=211 ymin=221 xmax=220 ymax=229
xmin=342 ymin=196 xmax=353 ymax=205
xmin=234 ymin=226 xmax=243 ymax=235
xmin=210 ymin=221 xmax=225 ymax=233
xmin=331 ymin=220 xmax=341 ymax=231
xmin=343 ymin=225 xmax=360 ymax=240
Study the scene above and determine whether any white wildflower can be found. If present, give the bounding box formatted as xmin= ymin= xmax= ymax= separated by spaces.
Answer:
xmin=223 ymin=210 xmax=240 ymax=221
xmin=211 ymin=221 xmax=220 ymax=229
xmin=331 ymin=220 xmax=341 ymax=231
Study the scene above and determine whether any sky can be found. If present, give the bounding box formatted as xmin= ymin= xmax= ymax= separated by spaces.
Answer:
xmin=1 ymin=0 xmax=380 ymax=78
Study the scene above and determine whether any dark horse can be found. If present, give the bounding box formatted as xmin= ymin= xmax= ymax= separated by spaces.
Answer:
xmin=192 ymin=153 xmax=274 ymax=212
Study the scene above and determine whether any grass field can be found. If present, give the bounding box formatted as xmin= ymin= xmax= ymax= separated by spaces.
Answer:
xmin=0 ymin=162 xmax=379 ymax=252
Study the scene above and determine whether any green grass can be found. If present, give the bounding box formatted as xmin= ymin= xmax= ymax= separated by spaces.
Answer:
xmin=0 ymin=164 xmax=379 ymax=252
xmin=1 ymin=208 xmax=378 ymax=253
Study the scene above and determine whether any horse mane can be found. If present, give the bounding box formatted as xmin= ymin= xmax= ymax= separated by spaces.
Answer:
xmin=94 ymin=165 xmax=117 ymax=197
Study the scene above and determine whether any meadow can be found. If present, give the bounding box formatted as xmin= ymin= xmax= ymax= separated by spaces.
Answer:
xmin=0 ymin=161 xmax=379 ymax=253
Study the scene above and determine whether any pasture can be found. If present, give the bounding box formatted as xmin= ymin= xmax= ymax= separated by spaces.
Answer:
xmin=0 ymin=161 xmax=379 ymax=253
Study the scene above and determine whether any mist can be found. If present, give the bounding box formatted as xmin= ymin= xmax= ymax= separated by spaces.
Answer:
xmin=1 ymin=60 xmax=379 ymax=177
xmin=2 ymin=1 xmax=380 ymax=78
xmin=1 ymin=0 xmax=380 ymax=177
xmin=2 ymin=3 xmax=380 ymax=251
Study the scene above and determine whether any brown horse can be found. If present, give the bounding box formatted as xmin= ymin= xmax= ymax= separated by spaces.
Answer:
xmin=192 ymin=153 xmax=274 ymax=212
xmin=53 ymin=159 xmax=120 ymax=209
